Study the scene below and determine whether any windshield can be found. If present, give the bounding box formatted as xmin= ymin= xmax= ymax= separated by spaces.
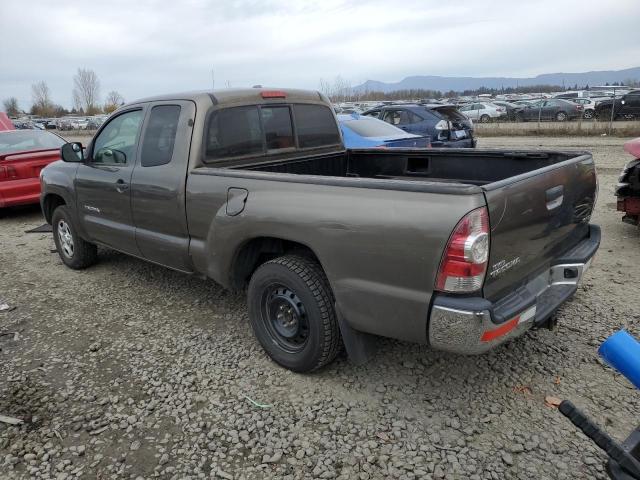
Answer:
xmin=0 ymin=130 xmax=66 ymax=156
xmin=341 ymin=116 xmax=411 ymax=137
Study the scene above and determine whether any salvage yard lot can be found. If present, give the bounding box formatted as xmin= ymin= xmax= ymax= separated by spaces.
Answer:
xmin=1 ymin=136 xmax=639 ymax=479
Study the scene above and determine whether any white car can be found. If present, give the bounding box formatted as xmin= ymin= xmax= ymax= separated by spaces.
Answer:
xmin=571 ymin=97 xmax=610 ymax=119
xmin=458 ymin=102 xmax=507 ymax=123
xmin=571 ymin=98 xmax=599 ymax=119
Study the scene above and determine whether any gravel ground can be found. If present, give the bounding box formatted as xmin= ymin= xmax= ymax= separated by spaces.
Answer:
xmin=1 ymin=136 xmax=639 ymax=480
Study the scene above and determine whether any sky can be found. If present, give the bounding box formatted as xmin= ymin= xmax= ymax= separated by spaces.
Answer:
xmin=1 ymin=0 xmax=639 ymax=110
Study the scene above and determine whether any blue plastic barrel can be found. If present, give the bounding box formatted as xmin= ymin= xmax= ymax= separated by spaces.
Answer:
xmin=598 ymin=330 xmax=640 ymax=390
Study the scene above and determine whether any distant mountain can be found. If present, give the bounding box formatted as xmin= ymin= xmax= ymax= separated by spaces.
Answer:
xmin=353 ymin=67 xmax=640 ymax=93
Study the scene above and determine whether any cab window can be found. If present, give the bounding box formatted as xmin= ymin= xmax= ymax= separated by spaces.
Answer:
xmin=293 ymin=104 xmax=341 ymax=148
xmin=205 ymin=106 xmax=263 ymax=160
xmin=261 ymin=106 xmax=294 ymax=150
xmin=140 ymin=105 xmax=181 ymax=167
xmin=92 ymin=110 xmax=143 ymax=164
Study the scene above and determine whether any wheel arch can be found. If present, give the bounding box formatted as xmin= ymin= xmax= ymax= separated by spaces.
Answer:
xmin=230 ymin=236 xmax=324 ymax=290
xmin=42 ymin=193 xmax=67 ymax=224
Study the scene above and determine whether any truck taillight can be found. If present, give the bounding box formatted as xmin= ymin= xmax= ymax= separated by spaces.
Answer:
xmin=435 ymin=207 xmax=489 ymax=293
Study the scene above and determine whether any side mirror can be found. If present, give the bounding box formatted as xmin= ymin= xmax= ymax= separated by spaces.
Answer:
xmin=60 ymin=142 xmax=83 ymax=162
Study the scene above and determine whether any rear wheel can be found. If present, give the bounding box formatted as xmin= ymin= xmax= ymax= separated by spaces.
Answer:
xmin=52 ymin=206 xmax=97 ymax=269
xmin=480 ymin=114 xmax=491 ymax=123
xmin=248 ymin=255 xmax=341 ymax=372
xmin=555 ymin=111 xmax=568 ymax=122
xmin=583 ymin=109 xmax=594 ymax=120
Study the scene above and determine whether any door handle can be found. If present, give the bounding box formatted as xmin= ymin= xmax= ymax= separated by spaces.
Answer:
xmin=115 ymin=179 xmax=129 ymax=193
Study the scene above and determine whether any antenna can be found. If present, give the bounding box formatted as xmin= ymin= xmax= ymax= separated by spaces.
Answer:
xmin=211 ymin=68 xmax=215 ymax=90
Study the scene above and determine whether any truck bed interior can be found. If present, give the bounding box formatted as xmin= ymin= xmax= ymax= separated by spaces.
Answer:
xmin=231 ymin=149 xmax=583 ymax=186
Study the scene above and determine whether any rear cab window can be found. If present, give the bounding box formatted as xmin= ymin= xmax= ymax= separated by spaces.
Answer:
xmin=204 ymin=103 xmax=340 ymax=163
xmin=141 ymin=105 xmax=181 ymax=167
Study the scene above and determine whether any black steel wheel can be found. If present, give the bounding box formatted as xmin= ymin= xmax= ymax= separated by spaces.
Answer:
xmin=261 ymin=284 xmax=310 ymax=353
xmin=248 ymin=255 xmax=341 ymax=372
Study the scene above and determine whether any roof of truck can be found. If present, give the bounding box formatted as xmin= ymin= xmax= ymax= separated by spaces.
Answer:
xmin=129 ymin=88 xmax=328 ymax=108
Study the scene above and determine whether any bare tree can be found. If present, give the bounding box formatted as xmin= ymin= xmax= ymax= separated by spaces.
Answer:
xmin=31 ymin=81 xmax=54 ymax=116
xmin=72 ymin=68 xmax=101 ymax=114
xmin=318 ymin=76 xmax=353 ymax=103
xmin=3 ymin=97 xmax=20 ymax=117
xmin=104 ymin=90 xmax=124 ymax=113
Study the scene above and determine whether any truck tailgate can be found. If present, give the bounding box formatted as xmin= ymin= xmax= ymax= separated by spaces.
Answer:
xmin=482 ymin=152 xmax=597 ymax=301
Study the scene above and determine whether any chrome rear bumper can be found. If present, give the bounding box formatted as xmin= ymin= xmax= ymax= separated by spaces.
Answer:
xmin=428 ymin=227 xmax=599 ymax=355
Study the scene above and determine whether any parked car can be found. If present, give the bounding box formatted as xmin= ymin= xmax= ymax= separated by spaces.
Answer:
xmin=515 ymin=99 xmax=582 ymax=122
xmin=0 ymin=112 xmax=14 ymax=131
xmin=362 ymin=104 xmax=475 ymax=148
xmin=490 ymin=101 xmax=522 ymax=121
xmin=0 ymin=130 xmax=65 ymax=208
xmin=41 ymin=87 xmax=599 ymax=372
xmin=615 ymin=137 xmax=640 ymax=226
xmin=571 ymin=98 xmax=598 ymax=119
xmin=338 ymin=114 xmax=430 ymax=149
xmin=595 ymin=90 xmax=640 ymax=120
xmin=458 ymin=102 xmax=507 ymax=123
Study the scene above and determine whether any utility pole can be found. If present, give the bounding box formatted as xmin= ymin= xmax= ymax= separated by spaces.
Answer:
xmin=609 ymin=86 xmax=616 ymax=135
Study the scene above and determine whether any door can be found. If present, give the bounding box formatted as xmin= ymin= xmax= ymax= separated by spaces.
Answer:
xmin=623 ymin=92 xmax=640 ymax=116
xmin=381 ymin=109 xmax=423 ymax=134
xmin=526 ymin=101 xmax=545 ymax=121
xmin=544 ymin=100 xmax=567 ymax=120
xmin=459 ymin=104 xmax=474 ymax=120
xmin=75 ymin=108 xmax=145 ymax=254
xmin=131 ymin=101 xmax=196 ymax=271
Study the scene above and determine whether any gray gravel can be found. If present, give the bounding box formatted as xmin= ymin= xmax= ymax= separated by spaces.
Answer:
xmin=1 ymin=135 xmax=639 ymax=479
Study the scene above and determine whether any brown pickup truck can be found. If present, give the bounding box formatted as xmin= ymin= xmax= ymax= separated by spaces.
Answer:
xmin=40 ymin=88 xmax=599 ymax=372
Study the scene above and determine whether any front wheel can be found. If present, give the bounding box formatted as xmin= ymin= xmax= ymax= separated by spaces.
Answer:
xmin=52 ymin=206 xmax=97 ymax=269
xmin=248 ymin=255 xmax=341 ymax=372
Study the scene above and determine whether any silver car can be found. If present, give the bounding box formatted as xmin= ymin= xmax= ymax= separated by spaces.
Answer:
xmin=458 ymin=102 xmax=507 ymax=123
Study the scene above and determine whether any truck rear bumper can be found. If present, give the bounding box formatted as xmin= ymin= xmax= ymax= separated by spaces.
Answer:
xmin=428 ymin=224 xmax=600 ymax=355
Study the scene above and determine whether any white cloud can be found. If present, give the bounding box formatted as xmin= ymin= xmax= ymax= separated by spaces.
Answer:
xmin=1 ymin=0 xmax=639 ymax=109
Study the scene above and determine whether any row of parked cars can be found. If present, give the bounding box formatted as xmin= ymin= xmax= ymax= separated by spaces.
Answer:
xmin=337 ymin=89 xmax=640 ymax=124
xmin=12 ymin=115 xmax=108 ymax=131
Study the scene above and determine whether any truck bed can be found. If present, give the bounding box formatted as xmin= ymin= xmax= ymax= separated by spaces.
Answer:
xmin=230 ymin=148 xmax=584 ymax=189
xmin=221 ymin=146 xmax=597 ymax=303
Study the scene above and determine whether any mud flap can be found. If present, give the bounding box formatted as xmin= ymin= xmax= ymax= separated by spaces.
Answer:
xmin=336 ymin=304 xmax=377 ymax=366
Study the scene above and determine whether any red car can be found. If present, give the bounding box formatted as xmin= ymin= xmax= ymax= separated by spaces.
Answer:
xmin=0 ymin=129 xmax=66 ymax=208
xmin=616 ymin=137 xmax=640 ymax=226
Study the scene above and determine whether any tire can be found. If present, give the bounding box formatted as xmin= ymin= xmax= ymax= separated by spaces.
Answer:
xmin=555 ymin=111 xmax=568 ymax=122
xmin=247 ymin=255 xmax=341 ymax=372
xmin=583 ymin=109 xmax=594 ymax=120
xmin=480 ymin=114 xmax=491 ymax=123
xmin=52 ymin=205 xmax=98 ymax=269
